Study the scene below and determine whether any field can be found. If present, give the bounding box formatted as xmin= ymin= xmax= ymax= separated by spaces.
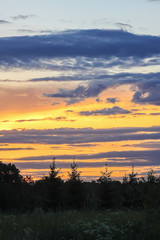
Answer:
xmin=0 ymin=209 xmax=160 ymax=240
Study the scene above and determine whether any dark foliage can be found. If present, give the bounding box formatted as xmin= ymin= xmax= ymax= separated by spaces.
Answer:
xmin=64 ymin=160 xmax=85 ymax=209
xmin=0 ymin=161 xmax=23 ymax=183
xmin=0 ymin=160 xmax=160 ymax=212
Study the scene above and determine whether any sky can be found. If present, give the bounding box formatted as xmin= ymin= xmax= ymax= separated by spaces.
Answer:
xmin=0 ymin=0 xmax=160 ymax=180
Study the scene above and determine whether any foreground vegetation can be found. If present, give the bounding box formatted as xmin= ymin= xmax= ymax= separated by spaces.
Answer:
xmin=1 ymin=160 xmax=160 ymax=239
xmin=1 ymin=160 xmax=160 ymax=211
xmin=0 ymin=209 xmax=160 ymax=240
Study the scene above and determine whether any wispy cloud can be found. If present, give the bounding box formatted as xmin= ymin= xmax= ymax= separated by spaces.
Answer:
xmin=0 ymin=126 xmax=160 ymax=145
xmin=106 ymin=97 xmax=120 ymax=104
xmin=12 ymin=149 xmax=160 ymax=167
xmin=0 ymin=147 xmax=34 ymax=151
xmin=1 ymin=116 xmax=75 ymax=123
xmin=12 ymin=15 xmax=36 ymax=20
xmin=0 ymin=20 xmax=10 ymax=24
xmin=115 ymin=22 xmax=133 ymax=31
xmin=79 ymin=106 xmax=131 ymax=116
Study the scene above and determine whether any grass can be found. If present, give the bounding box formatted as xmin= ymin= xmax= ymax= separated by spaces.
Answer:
xmin=0 ymin=209 xmax=160 ymax=240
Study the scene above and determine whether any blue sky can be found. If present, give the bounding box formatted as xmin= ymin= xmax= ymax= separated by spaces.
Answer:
xmin=1 ymin=0 xmax=160 ymax=36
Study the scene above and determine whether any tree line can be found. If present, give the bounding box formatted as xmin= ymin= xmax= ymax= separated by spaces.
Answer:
xmin=0 ymin=160 xmax=160 ymax=212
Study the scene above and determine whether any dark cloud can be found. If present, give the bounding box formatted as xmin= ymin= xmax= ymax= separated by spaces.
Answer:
xmin=29 ymin=75 xmax=94 ymax=82
xmin=29 ymin=72 xmax=160 ymax=83
xmin=79 ymin=106 xmax=131 ymax=116
xmin=14 ymin=161 xmax=107 ymax=170
xmin=0 ymin=20 xmax=10 ymax=24
xmin=1 ymin=116 xmax=75 ymax=123
xmin=2 ymin=72 xmax=160 ymax=108
xmin=43 ymin=72 xmax=160 ymax=105
xmin=132 ymin=79 xmax=160 ymax=105
xmin=44 ymin=84 xmax=105 ymax=104
xmin=12 ymin=15 xmax=36 ymax=20
xmin=0 ymin=147 xmax=34 ymax=151
xmin=67 ymin=143 xmax=98 ymax=147
xmin=1 ymin=29 xmax=160 ymax=69
xmin=13 ymin=149 xmax=160 ymax=167
xmin=132 ymin=141 xmax=160 ymax=149
xmin=132 ymin=113 xmax=147 ymax=116
xmin=115 ymin=22 xmax=133 ymax=31
xmin=150 ymin=113 xmax=160 ymax=115
xmin=0 ymin=126 xmax=160 ymax=145
xmin=106 ymin=97 xmax=120 ymax=104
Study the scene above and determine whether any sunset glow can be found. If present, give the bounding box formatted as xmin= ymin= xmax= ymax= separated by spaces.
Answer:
xmin=0 ymin=0 xmax=160 ymax=181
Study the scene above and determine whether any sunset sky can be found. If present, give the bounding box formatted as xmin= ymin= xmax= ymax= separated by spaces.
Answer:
xmin=1 ymin=0 xmax=160 ymax=180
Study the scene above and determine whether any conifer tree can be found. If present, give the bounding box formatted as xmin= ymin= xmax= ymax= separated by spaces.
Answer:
xmin=68 ymin=159 xmax=82 ymax=183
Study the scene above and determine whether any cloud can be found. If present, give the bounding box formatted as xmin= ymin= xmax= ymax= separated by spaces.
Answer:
xmin=115 ymin=22 xmax=133 ymax=31
xmin=106 ymin=97 xmax=120 ymax=104
xmin=29 ymin=71 xmax=160 ymax=83
xmin=1 ymin=29 xmax=160 ymax=69
xmin=29 ymin=75 xmax=94 ymax=82
xmin=1 ymin=116 xmax=75 ymax=124
xmin=44 ymin=84 xmax=106 ymax=104
xmin=13 ymin=149 xmax=160 ymax=167
xmin=67 ymin=143 xmax=98 ymax=147
xmin=132 ymin=141 xmax=160 ymax=149
xmin=42 ymin=72 xmax=160 ymax=104
xmin=0 ymin=147 xmax=34 ymax=151
xmin=150 ymin=113 xmax=160 ymax=115
xmin=15 ymin=116 xmax=75 ymax=123
xmin=79 ymin=106 xmax=131 ymax=116
xmin=12 ymin=15 xmax=36 ymax=20
xmin=0 ymin=126 xmax=160 ymax=145
xmin=0 ymin=20 xmax=10 ymax=24
xmin=15 ymin=161 xmax=107 ymax=170
xmin=132 ymin=79 xmax=160 ymax=105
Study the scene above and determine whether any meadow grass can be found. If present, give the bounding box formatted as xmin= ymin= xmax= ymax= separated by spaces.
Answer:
xmin=0 ymin=209 xmax=160 ymax=240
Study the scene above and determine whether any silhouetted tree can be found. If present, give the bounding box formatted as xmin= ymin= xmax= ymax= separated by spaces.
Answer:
xmin=144 ymin=169 xmax=160 ymax=208
xmin=122 ymin=173 xmax=128 ymax=184
xmin=43 ymin=158 xmax=63 ymax=210
xmin=65 ymin=160 xmax=84 ymax=209
xmin=23 ymin=175 xmax=34 ymax=184
xmin=0 ymin=161 xmax=23 ymax=183
xmin=0 ymin=161 xmax=24 ymax=210
xmin=97 ymin=164 xmax=115 ymax=208
xmin=147 ymin=169 xmax=156 ymax=184
xmin=129 ymin=165 xmax=138 ymax=185
xmin=97 ymin=164 xmax=112 ymax=184
xmin=123 ymin=165 xmax=143 ymax=209
xmin=45 ymin=158 xmax=62 ymax=183
xmin=68 ymin=160 xmax=82 ymax=183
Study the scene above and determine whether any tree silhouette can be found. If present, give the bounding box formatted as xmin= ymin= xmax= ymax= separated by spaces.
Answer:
xmin=129 ymin=165 xmax=138 ymax=185
xmin=147 ymin=169 xmax=156 ymax=184
xmin=42 ymin=158 xmax=63 ymax=210
xmin=97 ymin=164 xmax=112 ymax=184
xmin=47 ymin=158 xmax=62 ymax=183
xmin=0 ymin=161 xmax=22 ymax=183
xmin=97 ymin=164 xmax=115 ymax=208
xmin=65 ymin=160 xmax=84 ymax=209
xmin=68 ymin=159 xmax=82 ymax=183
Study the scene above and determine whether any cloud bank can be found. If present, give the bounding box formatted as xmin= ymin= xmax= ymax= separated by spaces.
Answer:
xmin=0 ymin=126 xmax=160 ymax=145
xmin=1 ymin=29 xmax=160 ymax=68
